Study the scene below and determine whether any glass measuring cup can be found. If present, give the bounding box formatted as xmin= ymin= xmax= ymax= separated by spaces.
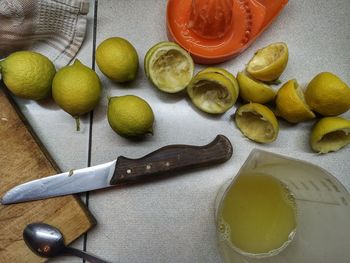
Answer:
xmin=215 ymin=149 xmax=350 ymax=263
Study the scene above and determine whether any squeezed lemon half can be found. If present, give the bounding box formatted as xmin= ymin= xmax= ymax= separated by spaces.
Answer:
xmin=305 ymin=72 xmax=350 ymax=116
xmin=144 ymin=41 xmax=194 ymax=93
xmin=235 ymin=103 xmax=279 ymax=143
xmin=246 ymin=42 xmax=288 ymax=82
xmin=236 ymin=72 xmax=276 ymax=103
xmin=275 ymin=79 xmax=315 ymax=123
xmin=187 ymin=67 xmax=239 ymax=114
xmin=310 ymin=117 xmax=350 ymax=153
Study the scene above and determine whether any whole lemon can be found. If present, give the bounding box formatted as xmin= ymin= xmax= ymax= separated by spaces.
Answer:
xmin=107 ymin=95 xmax=154 ymax=138
xmin=0 ymin=51 xmax=56 ymax=100
xmin=96 ymin=37 xmax=139 ymax=83
xmin=305 ymin=72 xmax=350 ymax=116
xmin=52 ymin=59 xmax=101 ymax=130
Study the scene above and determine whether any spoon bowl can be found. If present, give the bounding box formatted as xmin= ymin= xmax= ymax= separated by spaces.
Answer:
xmin=23 ymin=222 xmax=108 ymax=263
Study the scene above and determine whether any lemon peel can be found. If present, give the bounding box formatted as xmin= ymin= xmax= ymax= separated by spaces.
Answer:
xmin=310 ymin=117 xmax=350 ymax=154
xmin=246 ymin=42 xmax=288 ymax=82
xmin=275 ymin=79 xmax=315 ymax=123
xmin=235 ymin=103 xmax=279 ymax=143
xmin=305 ymin=72 xmax=350 ymax=116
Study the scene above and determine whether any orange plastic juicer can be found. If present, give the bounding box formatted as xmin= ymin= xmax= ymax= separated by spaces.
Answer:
xmin=166 ymin=0 xmax=289 ymax=64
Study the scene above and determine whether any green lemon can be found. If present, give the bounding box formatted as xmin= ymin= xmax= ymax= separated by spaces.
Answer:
xmin=187 ymin=67 xmax=239 ymax=114
xmin=0 ymin=51 xmax=56 ymax=100
xmin=107 ymin=95 xmax=154 ymax=138
xmin=96 ymin=37 xmax=139 ymax=83
xmin=52 ymin=59 xmax=101 ymax=130
xmin=144 ymin=41 xmax=194 ymax=93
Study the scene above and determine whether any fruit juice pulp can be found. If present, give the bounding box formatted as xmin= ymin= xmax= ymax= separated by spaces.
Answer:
xmin=216 ymin=173 xmax=297 ymax=257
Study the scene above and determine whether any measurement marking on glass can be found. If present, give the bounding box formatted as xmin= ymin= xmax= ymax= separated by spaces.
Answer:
xmin=294 ymin=198 xmax=340 ymax=206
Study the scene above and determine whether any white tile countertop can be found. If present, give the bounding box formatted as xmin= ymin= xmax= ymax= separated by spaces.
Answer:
xmin=9 ymin=0 xmax=350 ymax=262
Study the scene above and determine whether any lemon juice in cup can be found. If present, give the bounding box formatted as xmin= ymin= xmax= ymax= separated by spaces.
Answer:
xmin=216 ymin=172 xmax=297 ymax=259
xmin=215 ymin=149 xmax=350 ymax=263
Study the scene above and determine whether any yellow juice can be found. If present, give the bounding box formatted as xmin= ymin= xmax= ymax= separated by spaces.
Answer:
xmin=217 ymin=173 xmax=297 ymax=256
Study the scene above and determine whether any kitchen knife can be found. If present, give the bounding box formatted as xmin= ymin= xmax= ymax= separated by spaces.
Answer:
xmin=1 ymin=135 xmax=232 ymax=204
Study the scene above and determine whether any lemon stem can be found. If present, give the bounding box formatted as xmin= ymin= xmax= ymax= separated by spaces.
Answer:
xmin=75 ymin=116 xmax=80 ymax=131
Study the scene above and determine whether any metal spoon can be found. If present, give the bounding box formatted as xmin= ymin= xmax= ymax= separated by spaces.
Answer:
xmin=23 ymin=222 xmax=109 ymax=263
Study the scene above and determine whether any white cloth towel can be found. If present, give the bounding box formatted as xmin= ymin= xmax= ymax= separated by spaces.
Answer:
xmin=0 ymin=0 xmax=89 ymax=68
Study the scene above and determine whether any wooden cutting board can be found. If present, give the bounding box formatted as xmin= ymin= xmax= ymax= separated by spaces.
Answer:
xmin=0 ymin=87 xmax=96 ymax=262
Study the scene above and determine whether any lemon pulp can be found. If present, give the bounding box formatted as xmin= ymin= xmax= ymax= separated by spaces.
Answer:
xmin=217 ymin=173 xmax=297 ymax=256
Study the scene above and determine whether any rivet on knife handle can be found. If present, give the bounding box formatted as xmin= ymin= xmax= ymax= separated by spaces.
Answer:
xmin=110 ymin=134 xmax=233 ymax=185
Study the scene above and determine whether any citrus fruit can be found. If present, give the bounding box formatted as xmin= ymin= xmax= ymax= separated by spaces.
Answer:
xmin=0 ymin=51 xmax=56 ymax=100
xmin=235 ymin=103 xmax=279 ymax=143
xmin=310 ymin=117 xmax=350 ymax=153
xmin=144 ymin=41 xmax=194 ymax=93
xmin=246 ymin=42 xmax=288 ymax=82
xmin=236 ymin=72 xmax=276 ymax=103
xmin=187 ymin=67 xmax=239 ymax=114
xmin=107 ymin=95 xmax=154 ymax=138
xmin=305 ymin=72 xmax=350 ymax=116
xmin=96 ymin=37 xmax=139 ymax=82
xmin=275 ymin=79 xmax=316 ymax=123
xmin=52 ymin=59 xmax=101 ymax=130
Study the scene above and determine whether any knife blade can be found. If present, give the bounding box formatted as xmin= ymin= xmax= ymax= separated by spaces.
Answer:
xmin=1 ymin=135 xmax=232 ymax=204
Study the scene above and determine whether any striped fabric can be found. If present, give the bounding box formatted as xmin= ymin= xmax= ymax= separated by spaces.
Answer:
xmin=0 ymin=0 xmax=89 ymax=68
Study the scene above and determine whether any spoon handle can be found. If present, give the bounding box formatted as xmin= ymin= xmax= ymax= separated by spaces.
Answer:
xmin=64 ymin=246 xmax=109 ymax=263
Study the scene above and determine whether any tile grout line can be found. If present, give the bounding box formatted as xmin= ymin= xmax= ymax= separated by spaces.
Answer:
xmin=83 ymin=0 xmax=98 ymax=261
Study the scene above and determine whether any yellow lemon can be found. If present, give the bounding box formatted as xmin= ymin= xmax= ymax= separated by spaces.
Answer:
xmin=246 ymin=42 xmax=288 ymax=82
xmin=275 ymin=79 xmax=316 ymax=123
xmin=236 ymin=72 xmax=276 ymax=103
xmin=144 ymin=41 xmax=194 ymax=93
xmin=96 ymin=37 xmax=139 ymax=83
xmin=52 ymin=59 xmax=101 ymax=130
xmin=235 ymin=103 xmax=279 ymax=143
xmin=107 ymin=95 xmax=154 ymax=138
xmin=0 ymin=51 xmax=56 ymax=100
xmin=310 ymin=117 xmax=350 ymax=153
xmin=305 ymin=72 xmax=350 ymax=116
xmin=187 ymin=68 xmax=239 ymax=114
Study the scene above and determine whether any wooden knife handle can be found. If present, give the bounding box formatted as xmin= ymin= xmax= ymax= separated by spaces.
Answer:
xmin=110 ymin=135 xmax=233 ymax=185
